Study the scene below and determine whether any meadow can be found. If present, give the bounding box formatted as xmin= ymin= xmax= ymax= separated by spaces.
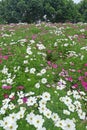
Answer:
xmin=0 ymin=22 xmax=87 ymax=130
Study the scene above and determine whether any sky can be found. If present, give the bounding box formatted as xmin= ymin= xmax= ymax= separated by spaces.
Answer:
xmin=73 ymin=0 xmax=81 ymax=3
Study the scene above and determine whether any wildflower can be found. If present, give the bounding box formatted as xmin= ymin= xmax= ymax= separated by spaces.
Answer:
xmin=22 ymin=97 xmax=28 ymax=103
xmin=17 ymin=86 xmax=24 ymax=90
xmin=52 ymin=63 xmax=58 ymax=69
xmin=3 ymin=55 xmax=8 ymax=60
xmin=41 ymin=78 xmax=47 ymax=84
xmin=3 ymin=94 xmax=9 ymax=99
xmin=64 ymin=119 xmax=76 ymax=130
xmin=2 ymin=85 xmax=12 ymax=90
xmin=81 ymin=81 xmax=87 ymax=91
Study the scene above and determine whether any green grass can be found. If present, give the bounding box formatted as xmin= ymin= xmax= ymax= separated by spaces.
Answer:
xmin=0 ymin=22 xmax=87 ymax=130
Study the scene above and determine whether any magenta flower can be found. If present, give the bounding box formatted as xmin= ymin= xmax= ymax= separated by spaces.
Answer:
xmin=32 ymin=35 xmax=37 ymax=40
xmin=81 ymin=81 xmax=87 ymax=91
xmin=0 ymin=59 xmax=2 ymax=64
xmin=2 ymin=85 xmax=12 ymax=90
xmin=72 ymin=84 xmax=78 ymax=89
xmin=3 ymin=94 xmax=9 ymax=98
xmin=22 ymin=97 xmax=28 ymax=103
xmin=78 ymin=76 xmax=84 ymax=81
xmin=47 ymin=50 xmax=52 ymax=53
xmin=10 ymin=96 xmax=15 ymax=100
xmin=84 ymin=63 xmax=87 ymax=66
xmin=52 ymin=63 xmax=58 ymax=69
xmin=85 ymin=72 xmax=87 ymax=76
xmin=17 ymin=86 xmax=24 ymax=90
xmin=67 ymin=77 xmax=73 ymax=82
xmin=47 ymin=61 xmax=51 ymax=66
xmin=3 ymin=55 xmax=9 ymax=60
xmin=77 ymin=70 xmax=81 ymax=73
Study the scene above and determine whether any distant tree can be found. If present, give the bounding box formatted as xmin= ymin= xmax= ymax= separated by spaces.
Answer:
xmin=0 ymin=0 xmax=86 ymax=24
xmin=78 ymin=0 xmax=87 ymax=22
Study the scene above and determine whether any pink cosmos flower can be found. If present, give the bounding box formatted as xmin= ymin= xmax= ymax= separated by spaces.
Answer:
xmin=2 ymin=85 xmax=12 ymax=90
xmin=22 ymin=97 xmax=28 ymax=103
xmin=52 ymin=63 xmax=58 ymax=69
xmin=32 ymin=35 xmax=37 ymax=40
xmin=72 ymin=84 xmax=78 ymax=89
xmin=85 ymin=72 xmax=87 ymax=76
xmin=78 ymin=76 xmax=84 ymax=81
xmin=3 ymin=55 xmax=9 ymax=60
xmin=10 ymin=96 xmax=15 ymax=100
xmin=67 ymin=77 xmax=73 ymax=82
xmin=47 ymin=50 xmax=52 ymax=53
xmin=77 ymin=70 xmax=81 ymax=73
xmin=3 ymin=94 xmax=9 ymax=98
xmin=47 ymin=61 xmax=51 ymax=66
xmin=17 ymin=86 xmax=24 ymax=90
xmin=0 ymin=59 xmax=2 ymax=64
xmin=84 ymin=63 xmax=87 ymax=66
xmin=81 ymin=81 xmax=87 ymax=91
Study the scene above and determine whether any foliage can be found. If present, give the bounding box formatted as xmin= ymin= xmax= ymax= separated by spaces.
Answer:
xmin=0 ymin=0 xmax=87 ymax=24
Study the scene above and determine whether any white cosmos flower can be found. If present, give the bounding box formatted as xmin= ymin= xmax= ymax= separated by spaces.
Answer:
xmin=26 ymin=112 xmax=35 ymax=125
xmin=1 ymin=66 xmax=8 ymax=74
xmin=67 ymin=90 xmax=72 ymax=95
xmin=55 ymin=120 xmax=66 ymax=129
xmin=2 ymin=99 xmax=10 ymax=105
xmin=25 ymin=67 xmax=29 ymax=72
xmin=64 ymin=119 xmax=76 ymax=130
xmin=9 ymin=113 xmax=17 ymax=121
xmin=30 ymin=68 xmax=36 ymax=74
xmin=26 ymin=97 xmax=37 ymax=106
xmin=26 ymin=47 xmax=32 ymax=55
xmin=36 ymin=43 xmax=46 ymax=50
xmin=32 ymin=115 xmax=44 ymax=128
xmin=37 ymin=127 xmax=46 ymax=130
xmin=38 ymin=106 xmax=46 ymax=114
xmin=9 ymin=93 xmax=15 ymax=99
xmin=20 ymin=107 xmax=26 ymax=112
xmin=41 ymin=92 xmax=51 ymax=101
xmin=73 ymin=90 xmax=81 ymax=99
xmin=68 ymin=104 xmax=75 ymax=112
xmin=78 ymin=110 xmax=86 ymax=120
xmin=4 ymin=123 xmax=18 ymax=130
xmin=30 ymin=40 xmax=35 ymax=44
xmin=62 ymin=96 xmax=72 ymax=105
xmin=51 ymin=113 xmax=60 ymax=122
xmin=35 ymin=83 xmax=40 ymax=88
xmin=0 ymin=107 xmax=6 ymax=114
xmin=6 ymin=78 xmax=13 ymax=84
xmin=24 ymin=60 xmax=28 ymax=64
xmin=43 ymin=109 xmax=52 ymax=119
xmin=17 ymin=91 xmax=24 ymax=98
xmin=63 ymin=110 xmax=70 ymax=115
xmin=16 ymin=111 xmax=25 ymax=120
xmin=8 ymin=103 xmax=15 ymax=110
xmin=17 ymin=99 xmax=23 ymax=105
xmin=2 ymin=116 xmax=18 ymax=130
xmin=39 ymin=100 xmax=47 ymax=107
xmin=41 ymin=78 xmax=47 ymax=84
xmin=40 ymin=69 xmax=46 ymax=74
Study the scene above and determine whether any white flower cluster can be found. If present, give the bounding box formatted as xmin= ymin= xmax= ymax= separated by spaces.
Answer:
xmin=36 ymin=43 xmax=46 ymax=50
xmin=1 ymin=65 xmax=15 ymax=85
xmin=57 ymin=79 xmax=66 ymax=90
xmin=0 ymin=107 xmax=26 ymax=130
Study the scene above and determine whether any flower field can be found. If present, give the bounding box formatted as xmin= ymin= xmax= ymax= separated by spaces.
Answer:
xmin=0 ymin=22 xmax=87 ymax=130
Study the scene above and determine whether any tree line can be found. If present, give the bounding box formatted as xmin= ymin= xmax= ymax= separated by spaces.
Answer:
xmin=0 ymin=0 xmax=87 ymax=24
